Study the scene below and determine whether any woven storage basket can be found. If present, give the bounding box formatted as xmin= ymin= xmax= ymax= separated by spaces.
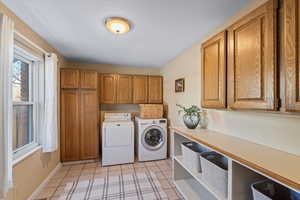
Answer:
xmin=139 ymin=104 xmax=163 ymax=119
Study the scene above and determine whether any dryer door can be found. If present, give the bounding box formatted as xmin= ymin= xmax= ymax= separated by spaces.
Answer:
xmin=142 ymin=125 xmax=165 ymax=151
xmin=103 ymin=123 xmax=133 ymax=147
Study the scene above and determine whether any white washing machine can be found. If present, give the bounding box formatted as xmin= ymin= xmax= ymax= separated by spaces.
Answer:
xmin=102 ymin=113 xmax=134 ymax=166
xmin=135 ymin=117 xmax=167 ymax=162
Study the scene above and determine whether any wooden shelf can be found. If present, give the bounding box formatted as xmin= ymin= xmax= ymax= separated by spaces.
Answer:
xmin=174 ymin=179 xmax=208 ymax=200
xmin=174 ymin=156 xmax=227 ymax=200
xmin=171 ymin=126 xmax=300 ymax=192
xmin=173 ymin=158 xmax=218 ymax=200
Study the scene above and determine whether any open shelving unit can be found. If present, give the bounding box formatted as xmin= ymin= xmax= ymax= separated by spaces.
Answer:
xmin=172 ymin=133 xmax=228 ymax=200
xmin=173 ymin=158 xmax=217 ymax=200
xmin=174 ymin=155 xmax=226 ymax=200
xmin=171 ymin=127 xmax=300 ymax=200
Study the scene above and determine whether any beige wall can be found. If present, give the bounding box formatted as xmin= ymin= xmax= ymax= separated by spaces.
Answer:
xmin=0 ymin=2 xmax=66 ymax=200
xmin=161 ymin=0 xmax=300 ymax=156
xmin=67 ymin=62 xmax=160 ymax=75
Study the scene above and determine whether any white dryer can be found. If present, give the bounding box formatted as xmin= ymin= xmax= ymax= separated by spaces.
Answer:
xmin=135 ymin=117 xmax=167 ymax=162
xmin=102 ymin=113 xmax=134 ymax=166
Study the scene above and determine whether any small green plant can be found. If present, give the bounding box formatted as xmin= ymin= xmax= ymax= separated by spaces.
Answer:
xmin=176 ymin=104 xmax=203 ymax=116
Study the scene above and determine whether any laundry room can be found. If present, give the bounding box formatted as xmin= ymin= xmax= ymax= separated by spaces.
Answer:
xmin=1 ymin=0 xmax=300 ymax=200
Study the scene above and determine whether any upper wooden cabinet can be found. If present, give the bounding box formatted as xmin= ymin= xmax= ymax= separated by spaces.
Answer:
xmin=227 ymin=0 xmax=278 ymax=110
xmin=133 ymin=75 xmax=148 ymax=104
xmin=99 ymin=74 xmax=162 ymax=104
xmin=284 ymin=0 xmax=300 ymax=112
xmin=201 ymin=31 xmax=227 ymax=108
xmin=117 ymin=74 xmax=133 ymax=104
xmin=61 ymin=69 xmax=79 ymax=89
xmin=80 ymin=70 xmax=98 ymax=89
xmin=148 ymin=76 xmax=163 ymax=104
xmin=100 ymin=74 xmax=117 ymax=104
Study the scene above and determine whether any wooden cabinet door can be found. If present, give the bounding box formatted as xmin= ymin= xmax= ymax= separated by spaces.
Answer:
xmin=100 ymin=74 xmax=116 ymax=104
xmin=80 ymin=70 xmax=98 ymax=89
xmin=133 ymin=75 xmax=148 ymax=104
xmin=227 ymin=0 xmax=278 ymax=110
xmin=284 ymin=0 xmax=300 ymax=111
xmin=201 ymin=31 xmax=227 ymax=108
xmin=80 ymin=90 xmax=99 ymax=160
xmin=60 ymin=90 xmax=80 ymax=162
xmin=148 ymin=76 xmax=163 ymax=103
xmin=117 ymin=74 xmax=133 ymax=104
xmin=61 ymin=69 xmax=79 ymax=89
xmin=98 ymin=74 xmax=101 ymax=103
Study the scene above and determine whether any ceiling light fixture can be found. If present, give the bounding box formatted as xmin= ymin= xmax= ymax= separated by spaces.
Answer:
xmin=105 ymin=17 xmax=131 ymax=34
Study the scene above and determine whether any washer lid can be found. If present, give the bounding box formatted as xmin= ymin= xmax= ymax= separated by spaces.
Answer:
xmin=142 ymin=125 xmax=166 ymax=151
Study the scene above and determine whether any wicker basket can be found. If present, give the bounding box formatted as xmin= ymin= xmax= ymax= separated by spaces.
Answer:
xmin=139 ymin=104 xmax=163 ymax=119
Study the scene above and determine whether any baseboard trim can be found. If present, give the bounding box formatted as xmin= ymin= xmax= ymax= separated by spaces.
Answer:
xmin=27 ymin=162 xmax=62 ymax=200
xmin=62 ymin=159 xmax=98 ymax=166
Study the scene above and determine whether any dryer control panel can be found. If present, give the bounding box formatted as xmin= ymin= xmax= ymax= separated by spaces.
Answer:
xmin=104 ymin=113 xmax=131 ymax=122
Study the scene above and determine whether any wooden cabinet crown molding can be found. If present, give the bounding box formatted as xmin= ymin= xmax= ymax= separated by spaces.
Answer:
xmin=201 ymin=31 xmax=227 ymax=108
xmin=284 ymin=0 xmax=300 ymax=112
xmin=227 ymin=0 xmax=278 ymax=110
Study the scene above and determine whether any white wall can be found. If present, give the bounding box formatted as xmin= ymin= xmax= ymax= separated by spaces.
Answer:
xmin=161 ymin=0 xmax=300 ymax=156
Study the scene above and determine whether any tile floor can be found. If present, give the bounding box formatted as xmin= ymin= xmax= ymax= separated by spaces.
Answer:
xmin=34 ymin=159 xmax=183 ymax=200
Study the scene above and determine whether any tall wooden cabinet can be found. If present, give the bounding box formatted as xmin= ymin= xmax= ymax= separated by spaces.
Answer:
xmin=284 ymin=0 xmax=300 ymax=112
xmin=133 ymin=75 xmax=149 ymax=104
xmin=201 ymin=31 xmax=227 ymax=108
xmin=80 ymin=90 xmax=99 ymax=160
xmin=61 ymin=90 xmax=80 ymax=161
xmin=60 ymin=69 xmax=99 ymax=162
xmin=227 ymin=0 xmax=278 ymax=110
xmin=148 ymin=76 xmax=163 ymax=104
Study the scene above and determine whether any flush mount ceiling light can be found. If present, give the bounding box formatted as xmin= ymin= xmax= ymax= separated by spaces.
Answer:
xmin=105 ymin=17 xmax=131 ymax=34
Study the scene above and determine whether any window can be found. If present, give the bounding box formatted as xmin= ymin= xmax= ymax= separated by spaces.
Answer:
xmin=12 ymin=47 xmax=40 ymax=157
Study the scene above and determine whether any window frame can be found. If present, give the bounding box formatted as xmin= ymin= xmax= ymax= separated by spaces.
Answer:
xmin=12 ymin=46 xmax=43 ymax=160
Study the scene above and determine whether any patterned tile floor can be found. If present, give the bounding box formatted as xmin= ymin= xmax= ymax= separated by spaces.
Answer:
xmin=34 ymin=159 xmax=183 ymax=200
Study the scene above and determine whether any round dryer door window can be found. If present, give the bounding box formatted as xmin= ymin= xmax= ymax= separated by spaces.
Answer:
xmin=142 ymin=126 xmax=165 ymax=150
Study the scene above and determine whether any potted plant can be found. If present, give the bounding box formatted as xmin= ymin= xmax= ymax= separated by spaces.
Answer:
xmin=176 ymin=104 xmax=203 ymax=129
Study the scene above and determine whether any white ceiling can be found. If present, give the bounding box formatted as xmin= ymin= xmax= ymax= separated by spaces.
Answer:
xmin=3 ymin=0 xmax=250 ymax=67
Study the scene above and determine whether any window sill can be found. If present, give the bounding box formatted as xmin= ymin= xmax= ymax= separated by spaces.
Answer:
xmin=13 ymin=145 xmax=42 ymax=166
